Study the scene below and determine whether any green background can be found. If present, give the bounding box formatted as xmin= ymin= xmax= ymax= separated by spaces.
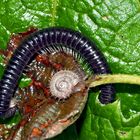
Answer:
xmin=0 ymin=0 xmax=140 ymax=139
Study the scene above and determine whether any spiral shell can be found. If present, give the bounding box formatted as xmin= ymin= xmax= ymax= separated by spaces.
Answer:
xmin=50 ymin=70 xmax=81 ymax=99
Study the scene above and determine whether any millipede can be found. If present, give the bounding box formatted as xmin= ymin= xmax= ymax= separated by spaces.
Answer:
xmin=0 ymin=27 xmax=115 ymax=120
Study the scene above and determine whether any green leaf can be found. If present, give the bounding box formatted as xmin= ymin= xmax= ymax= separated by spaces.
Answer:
xmin=78 ymin=93 xmax=140 ymax=140
xmin=0 ymin=55 xmax=5 ymax=78
xmin=0 ymin=0 xmax=140 ymax=139
xmin=0 ymin=112 xmax=21 ymax=126
xmin=19 ymin=76 xmax=32 ymax=88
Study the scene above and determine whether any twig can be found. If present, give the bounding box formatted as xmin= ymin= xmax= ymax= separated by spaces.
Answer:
xmin=86 ymin=74 xmax=140 ymax=87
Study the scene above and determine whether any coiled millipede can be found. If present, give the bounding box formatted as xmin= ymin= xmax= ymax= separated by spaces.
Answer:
xmin=0 ymin=27 xmax=115 ymax=139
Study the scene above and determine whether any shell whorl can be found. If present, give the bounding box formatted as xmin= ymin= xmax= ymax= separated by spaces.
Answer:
xmin=50 ymin=70 xmax=81 ymax=99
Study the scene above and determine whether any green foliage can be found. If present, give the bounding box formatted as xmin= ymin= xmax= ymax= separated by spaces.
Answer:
xmin=19 ymin=76 xmax=32 ymax=88
xmin=0 ymin=0 xmax=140 ymax=139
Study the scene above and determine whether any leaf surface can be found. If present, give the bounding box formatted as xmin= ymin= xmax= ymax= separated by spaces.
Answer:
xmin=0 ymin=0 xmax=140 ymax=139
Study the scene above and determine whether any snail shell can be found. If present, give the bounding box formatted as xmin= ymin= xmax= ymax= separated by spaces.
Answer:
xmin=50 ymin=70 xmax=82 ymax=99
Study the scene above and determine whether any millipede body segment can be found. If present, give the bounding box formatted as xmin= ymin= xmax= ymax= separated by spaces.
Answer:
xmin=0 ymin=27 xmax=115 ymax=119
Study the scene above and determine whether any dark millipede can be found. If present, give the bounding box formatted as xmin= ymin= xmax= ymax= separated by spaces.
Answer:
xmin=0 ymin=27 xmax=115 ymax=119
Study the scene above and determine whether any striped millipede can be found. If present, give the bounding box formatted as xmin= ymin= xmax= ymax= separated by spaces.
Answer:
xmin=0 ymin=27 xmax=115 ymax=119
